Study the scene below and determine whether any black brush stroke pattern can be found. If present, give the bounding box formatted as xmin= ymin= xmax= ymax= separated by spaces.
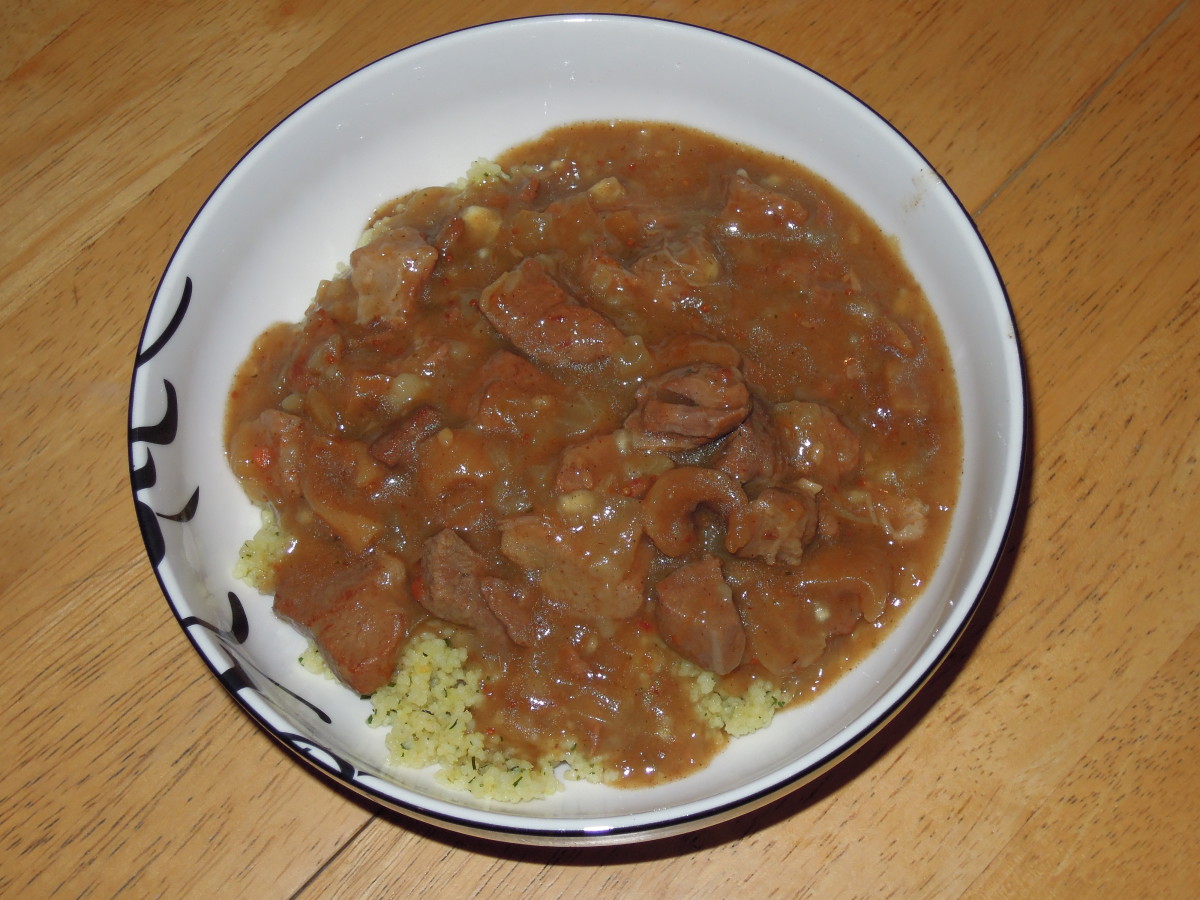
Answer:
xmin=158 ymin=487 xmax=199 ymax=523
xmin=128 ymin=380 xmax=178 ymax=445
xmin=279 ymin=733 xmax=359 ymax=781
xmin=179 ymin=592 xmax=249 ymax=645
xmin=131 ymin=451 xmax=156 ymax=491
xmin=136 ymin=277 xmax=192 ymax=367
xmin=134 ymin=497 xmax=166 ymax=567
xmin=131 ymin=276 xmax=337 ymax=777
xmin=214 ymin=658 xmax=334 ymax=727
xmin=129 ymin=280 xmax=192 ymax=571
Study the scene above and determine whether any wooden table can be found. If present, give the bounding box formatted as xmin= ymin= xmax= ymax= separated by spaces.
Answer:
xmin=3 ymin=1 xmax=1197 ymax=896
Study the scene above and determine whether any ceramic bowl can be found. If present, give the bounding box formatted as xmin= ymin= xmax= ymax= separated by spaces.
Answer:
xmin=128 ymin=14 xmax=1024 ymax=845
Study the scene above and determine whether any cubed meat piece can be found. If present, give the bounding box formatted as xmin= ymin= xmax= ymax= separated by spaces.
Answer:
xmin=647 ymin=334 xmax=742 ymax=372
xmin=773 ymin=400 xmax=861 ymax=486
xmin=481 ymin=577 xmax=541 ymax=647
xmin=654 ymin=555 xmax=745 ymax=675
xmin=369 ymin=405 xmax=445 ymax=468
xmin=227 ymin=409 xmax=306 ymax=506
xmin=350 ymin=225 xmax=438 ymax=325
xmin=712 ymin=173 xmax=809 ymax=240
xmin=474 ymin=349 xmax=561 ymax=395
xmin=730 ymin=565 xmax=828 ymax=677
xmin=416 ymin=529 xmax=507 ymax=641
xmin=554 ymin=432 xmax=673 ymax=498
xmin=466 ymin=351 xmax=562 ymax=436
xmin=624 ymin=363 xmax=751 ymax=452
xmin=576 ymin=249 xmax=650 ymax=325
xmin=499 ymin=494 xmax=648 ymax=619
xmin=274 ymin=543 xmax=418 ymax=694
xmin=478 ymin=258 xmax=627 ymax=366
xmin=712 ymin=399 xmax=783 ymax=485
xmin=733 ymin=487 xmax=818 ymax=565
xmin=630 ymin=234 xmax=723 ymax=305
xmin=298 ymin=433 xmax=387 ymax=553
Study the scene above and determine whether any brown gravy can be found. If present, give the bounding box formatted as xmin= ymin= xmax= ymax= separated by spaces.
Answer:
xmin=225 ymin=121 xmax=961 ymax=786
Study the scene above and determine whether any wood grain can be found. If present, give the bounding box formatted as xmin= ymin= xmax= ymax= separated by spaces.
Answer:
xmin=2 ymin=0 xmax=1196 ymax=897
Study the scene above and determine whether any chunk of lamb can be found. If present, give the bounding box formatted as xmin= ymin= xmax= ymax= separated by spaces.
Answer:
xmin=466 ymin=349 xmax=562 ymax=434
xmin=369 ymin=405 xmax=445 ymax=467
xmin=499 ymin=494 xmax=648 ymax=619
xmin=734 ymin=487 xmax=819 ymax=565
xmin=773 ymin=400 xmax=861 ymax=486
xmin=654 ymin=555 xmax=746 ymax=675
xmin=629 ymin=234 xmax=724 ymax=306
xmin=472 ymin=349 xmax=561 ymax=396
xmin=712 ymin=398 xmax=783 ymax=485
xmin=728 ymin=562 xmax=828 ymax=677
xmin=415 ymin=529 xmax=507 ymax=644
xmin=349 ymin=226 xmax=438 ymax=325
xmin=227 ymin=409 xmax=305 ymax=506
xmin=274 ymin=542 xmax=419 ymax=694
xmin=478 ymin=258 xmax=627 ymax=366
xmin=711 ymin=173 xmax=810 ymax=241
xmin=298 ymin=433 xmax=387 ymax=553
xmin=800 ymin=542 xmax=894 ymax=624
xmin=625 ymin=363 xmax=751 ymax=452
xmin=554 ymin=432 xmax=673 ymax=498
xmin=480 ymin=577 xmax=541 ymax=647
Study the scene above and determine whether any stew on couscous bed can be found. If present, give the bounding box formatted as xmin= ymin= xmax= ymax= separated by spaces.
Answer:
xmin=225 ymin=121 xmax=961 ymax=791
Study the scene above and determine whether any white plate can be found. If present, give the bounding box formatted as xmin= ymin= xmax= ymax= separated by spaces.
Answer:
xmin=128 ymin=14 xmax=1024 ymax=845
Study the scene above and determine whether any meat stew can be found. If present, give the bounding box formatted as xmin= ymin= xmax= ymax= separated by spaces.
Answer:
xmin=225 ymin=121 xmax=961 ymax=788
